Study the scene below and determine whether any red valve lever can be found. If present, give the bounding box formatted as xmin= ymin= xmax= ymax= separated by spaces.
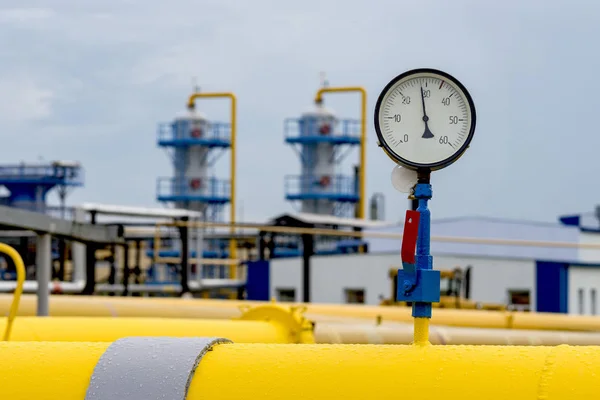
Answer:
xmin=401 ymin=210 xmax=420 ymax=264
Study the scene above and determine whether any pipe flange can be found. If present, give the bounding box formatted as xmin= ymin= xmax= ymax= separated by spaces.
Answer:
xmin=238 ymin=304 xmax=315 ymax=344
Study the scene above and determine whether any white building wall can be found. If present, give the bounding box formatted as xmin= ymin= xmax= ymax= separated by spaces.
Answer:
xmin=269 ymin=257 xmax=303 ymax=302
xmin=434 ymin=254 xmax=536 ymax=307
xmin=270 ymin=253 xmax=536 ymax=309
xmin=568 ymin=266 xmax=600 ymax=316
xmin=578 ymin=232 xmax=600 ymax=264
xmin=310 ymin=254 xmax=393 ymax=304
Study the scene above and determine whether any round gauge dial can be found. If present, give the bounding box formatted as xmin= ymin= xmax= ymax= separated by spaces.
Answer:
xmin=374 ymin=68 xmax=476 ymax=171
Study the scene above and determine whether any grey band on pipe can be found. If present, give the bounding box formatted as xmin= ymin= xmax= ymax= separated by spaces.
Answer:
xmin=85 ymin=336 xmax=232 ymax=400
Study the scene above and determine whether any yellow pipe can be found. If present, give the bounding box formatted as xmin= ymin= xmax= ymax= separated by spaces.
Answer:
xmin=0 ymin=243 xmax=25 ymax=341
xmin=5 ymin=295 xmax=600 ymax=345
xmin=190 ymin=343 xmax=600 ymax=399
xmin=0 ymin=294 xmax=242 ymax=319
xmin=314 ymin=86 xmax=367 ymax=219
xmin=187 ymin=91 xmax=237 ymax=275
xmin=1 ymin=341 xmax=598 ymax=399
xmin=7 ymin=294 xmax=600 ymax=334
xmin=315 ymin=321 xmax=600 ymax=345
xmin=0 ymin=342 xmax=109 ymax=399
xmin=413 ymin=317 xmax=430 ymax=345
xmin=0 ymin=314 xmax=310 ymax=343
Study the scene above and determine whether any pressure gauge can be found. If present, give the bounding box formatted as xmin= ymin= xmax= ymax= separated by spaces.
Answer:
xmin=374 ymin=68 xmax=476 ymax=171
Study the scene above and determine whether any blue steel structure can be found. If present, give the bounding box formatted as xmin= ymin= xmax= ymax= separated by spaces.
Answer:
xmin=275 ymin=103 xmax=366 ymax=259
xmin=0 ymin=161 xmax=83 ymax=281
xmin=284 ymin=107 xmax=360 ymax=218
xmin=0 ymin=162 xmax=83 ymax=214
xmin=156 ymin=115 xmax=231 ymax=218
xmin=151 ymin=111 xmax=233 ymax=283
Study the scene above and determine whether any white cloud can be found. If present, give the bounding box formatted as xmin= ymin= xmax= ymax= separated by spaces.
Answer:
xmin=0 ymin=7 xmax=55 ymax=23
xmin=0 ymin=76 xmax=54 ymax=124
xmin=0 ymin=0 xmax=599 ymax=223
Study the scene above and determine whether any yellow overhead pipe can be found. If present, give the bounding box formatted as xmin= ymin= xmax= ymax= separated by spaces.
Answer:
xmin=0 ymin=306 xmax=313 ymax=344
xmin=3 ymin=313 xmax=600 ymax=346
xmin=315 ymin=321 xmax=600 ymax=346
xmin=187 ymin=91 xmax=238 ymax=275
xmin=8 ymin=294 xmax=600 ymax=334
xmin=71 ymin=295 xmax=600 ymax=333
xmin=180 ymin=299 xmax=600 ymax=333
xmin=0 ymin=243 xmax=25 ymax=341
xmin=314 ymin=86 xmax=367 ymax=220
xmin=1 ymin=294 xmax=599 ymax=333
xmin=0 ymin=294 xmax=243 ymax=319
xmin=0 ymin=341 xmax=599 ymax=399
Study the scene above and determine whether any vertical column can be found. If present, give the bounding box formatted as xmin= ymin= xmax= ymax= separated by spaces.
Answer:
xmin=108 ymin=244 xmax=116 ymax=297
xmin=57 ymin=238 xmax=66 ymax=281
xmin=301 ymin=233 xmax=314 ymax=303
xmin=195 ymin=217 xmax=204 ymax=287
xmin=180 ymin=217 xmax=190 ymax=295
xmin=122 ymin=241 xmax=130 ymax=296
xmin=71 ymin=208 xmax=86 ymax=285
xmin=83 ymin=211 xmax=97 ymax=295
xmin=36 ymin=233 xmax=51 ymax=316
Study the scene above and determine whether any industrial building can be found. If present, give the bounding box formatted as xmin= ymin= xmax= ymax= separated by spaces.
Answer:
xmin=0 ymin=86 xmax=598 ymax=320
xmin=247 ymin=215 xmax=600 ymax=316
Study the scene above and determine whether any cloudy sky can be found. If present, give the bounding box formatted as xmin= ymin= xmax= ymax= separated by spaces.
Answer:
xmin=0 ymin=0 xmax=598 ymax=224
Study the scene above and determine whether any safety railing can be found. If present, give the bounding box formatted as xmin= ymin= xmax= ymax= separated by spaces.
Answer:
xmin=284 ymin=118 xmax=361 ymax=143
xmin=284 ymin=174 xmax=359 ymax=201
xmin=0 ymin=164 xmax=83 ymax=186
xmin=156 ymin=177 xmax=231 ymax=203
xmin=157 ymin=121 xmax=231 ymax=146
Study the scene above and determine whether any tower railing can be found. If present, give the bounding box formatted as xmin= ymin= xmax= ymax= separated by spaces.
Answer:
xmin=157 ymin=122 xmax=231 ymax=146
xmin=284 ymin=174 xmax=359 ymax=201
xmin=156 ymin=177 xmax=231 ymax=203
xmin=0 ymin=164 xmax=83 ymax=186
xmin=284 ymin=118 xmax=361 ymax=142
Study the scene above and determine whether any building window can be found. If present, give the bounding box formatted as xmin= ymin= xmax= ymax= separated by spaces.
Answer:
xmin=507 ymin=289 xmax=530 ymax=312
xmin=276 ymin=288 xmax=296 ymax=302
xmin=578 ymin=288 xmax=585 ymax=315
xmin=591 ymin=289 xmax=597 ymax=316
xmin=344 ymin=288 xmax=365 ymax=304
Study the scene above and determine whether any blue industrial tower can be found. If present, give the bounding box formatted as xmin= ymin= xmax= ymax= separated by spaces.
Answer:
xmin=284 ymin=102 xmax=361 ymax=218
xmin=0 ymin=161 xmax=83 ymax=215
xmin=156 ymin=110 xmax=231 ymax=220
xmin=156 ymin=109 xmax=232 ymax=269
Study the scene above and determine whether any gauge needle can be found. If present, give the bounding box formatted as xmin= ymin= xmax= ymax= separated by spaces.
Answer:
xmin=420 ymin=86 xmax=434 ymax=139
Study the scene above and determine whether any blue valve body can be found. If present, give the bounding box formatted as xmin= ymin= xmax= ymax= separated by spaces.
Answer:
xmin=396 ymin=182 xmax=440 ymax=318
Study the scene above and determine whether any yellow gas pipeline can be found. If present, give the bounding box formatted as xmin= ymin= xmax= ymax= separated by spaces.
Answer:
xmin=0 ymin=304 xmax=314 ymax=344
xmin=0 ymin=294 xmax=241 ymax=318
xmin=1 ymin=314 xmax=599 ymax=346
xmin=3 ymin=294 xmax=600 ymax=333
xmin=186 ymin=91 xmax=237 ymax=265
xmin=135 ymin=297 xmax=600 ymax=332
xmin=314 ymin=86 xmax=367 ymax=219
xmin=0 ymin=340 xmax=598 ymax=399
xmin=316 ymin=321 xmax=600 ymax=345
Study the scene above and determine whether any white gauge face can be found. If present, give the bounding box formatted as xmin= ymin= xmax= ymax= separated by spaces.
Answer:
xmin=375 ymin=70 xmax=475 ymax=170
